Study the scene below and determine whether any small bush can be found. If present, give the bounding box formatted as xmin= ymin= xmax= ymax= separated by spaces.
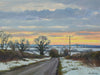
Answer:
xmin=49 ymin=49 xmax=59 ymax=57
xmin=70 ymin=51 xmax=100 ymax=66
xmin=65 ymin=55 xmax=71 ymax=59
xmin=0 ymin=50 xmax=22 ymax=61
xmin=0 ymin=50 xmax=45 ymax=62
xmin=64 ymin=49 xmax=69 ymax=56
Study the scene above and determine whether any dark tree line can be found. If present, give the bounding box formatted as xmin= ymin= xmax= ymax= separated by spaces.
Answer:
xmin=0 ymin=31 xmax=51 ymax=56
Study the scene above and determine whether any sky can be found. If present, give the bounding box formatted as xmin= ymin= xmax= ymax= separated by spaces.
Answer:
xmin=0 ymin=0 xmax=100 ymax=45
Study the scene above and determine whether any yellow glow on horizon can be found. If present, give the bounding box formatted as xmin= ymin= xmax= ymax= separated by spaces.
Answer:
xmin=5 ymin=31 xmax=100 ymax=45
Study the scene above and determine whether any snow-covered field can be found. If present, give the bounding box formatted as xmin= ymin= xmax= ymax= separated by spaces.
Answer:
xmin=71 ymin=48 xmax=100 ymax=55
xmin=0 ymin=57 xmax=51 ymax=71
xmin=73 ymin=48 xmax=100 ymax=51
xmin=60 ymin=58 xmax=100 ymax=75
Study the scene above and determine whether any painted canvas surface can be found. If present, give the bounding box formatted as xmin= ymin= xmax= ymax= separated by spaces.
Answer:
xmin=0 ymin=0 xmax=100 ymax=75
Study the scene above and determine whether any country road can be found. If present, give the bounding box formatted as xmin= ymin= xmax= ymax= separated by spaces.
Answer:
xmin=0 ymin=58 xmax=59 ymax=75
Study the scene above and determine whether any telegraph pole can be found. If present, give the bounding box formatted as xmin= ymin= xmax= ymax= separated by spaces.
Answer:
xmin=69 ymin=36 xmax=71 ymax=55
xmin=67 ymin=35 xmax=73 ymax=56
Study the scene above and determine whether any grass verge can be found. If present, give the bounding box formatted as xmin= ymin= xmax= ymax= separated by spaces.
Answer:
xmin=57 ymin=59 xmax=63 ymax=75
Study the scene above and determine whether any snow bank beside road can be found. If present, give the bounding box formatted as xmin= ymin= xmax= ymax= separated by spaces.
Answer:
xmin=0 ymin=57 xmax=51 ymax=71
xmin=60 ymin=58 xmax=100 ymax=75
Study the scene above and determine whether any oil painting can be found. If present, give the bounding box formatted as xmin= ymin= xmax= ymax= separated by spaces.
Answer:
xmin=0 ymin=0 xmax=100 ymax=75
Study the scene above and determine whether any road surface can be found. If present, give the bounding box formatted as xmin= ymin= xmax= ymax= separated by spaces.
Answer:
xmin=1 ymin=58 xmax=58 ymax=75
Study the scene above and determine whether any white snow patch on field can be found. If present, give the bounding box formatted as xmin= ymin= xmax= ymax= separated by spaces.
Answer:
xmin=60 ymin=58 xmax=100 ymax=75
xmin=0 ymin=57 xmax=51 ymax=71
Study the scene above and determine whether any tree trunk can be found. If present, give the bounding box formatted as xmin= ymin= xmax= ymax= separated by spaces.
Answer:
xmin=40 ymin=51 xmax=44 ymax=55
xmin=19 ymin=50 xmax=24 ymax=58
xmin=1 ymin=43 xmax=4 ymax=50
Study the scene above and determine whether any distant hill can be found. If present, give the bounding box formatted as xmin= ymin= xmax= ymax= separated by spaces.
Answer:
xmin=30 ymin=44 xmax=100 ymax=48
xmin=71 ymin=44 xmax=100 ymax=48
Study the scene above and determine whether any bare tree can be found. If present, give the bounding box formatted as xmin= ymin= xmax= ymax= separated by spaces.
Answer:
xmin=15 ymin=39 xmax=30 ymax=56
xmin=34 ymin=36 xmax=50 ymax=55
xmin=0 ymin=31 xmax=11 ymax=50
xmin=64 ymin=49 xmax=69 ymax=56
xmin=8 ymin=41 xmax=16 ymax=51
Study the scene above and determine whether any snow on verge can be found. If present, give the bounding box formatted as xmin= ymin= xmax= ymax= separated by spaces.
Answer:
xmin=0 ymin=57 xmax=51 ymax=71
xmin=60 ymin=57 xmax=100 ymax=75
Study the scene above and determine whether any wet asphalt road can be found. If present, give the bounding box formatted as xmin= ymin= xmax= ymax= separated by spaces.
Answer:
xmin=1 ymin=58 xmax=58 ymax=75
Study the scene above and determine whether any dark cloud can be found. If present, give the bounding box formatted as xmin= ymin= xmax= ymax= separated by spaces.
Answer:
xmin=52 ymin=0 xmax=100 ymax=10
xmin=0 ymin=8 xmax=91 ymax=20
xmin=12 ymin=33 xmax=33 ymax=37
xmin=49 ymin=35 xmax=64 ymax=37
xmin=75 ymin=0 xmax=100 ymax=10
xmin=76 ymin=33 xmax=92 ymax=35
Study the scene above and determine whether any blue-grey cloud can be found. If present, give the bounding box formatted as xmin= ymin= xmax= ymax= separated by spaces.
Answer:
xmin=76 ymin=33 xmax=93 ymax=35
xmin=0 ymin=8 xmax=91 ymax=20
xmin=52 ymin=0 xmax=100 ymax=10
xmin=0 ymin=0 xmax=100 ymax=12
xmin=0 ymin=0 xmax=100 ymax=33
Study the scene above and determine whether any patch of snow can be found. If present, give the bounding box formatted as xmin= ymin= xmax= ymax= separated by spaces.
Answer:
xmin=60 ymin=57 xmax=100 ymax=75
xmin=0 ymin=57 xmax=51 ymax=71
